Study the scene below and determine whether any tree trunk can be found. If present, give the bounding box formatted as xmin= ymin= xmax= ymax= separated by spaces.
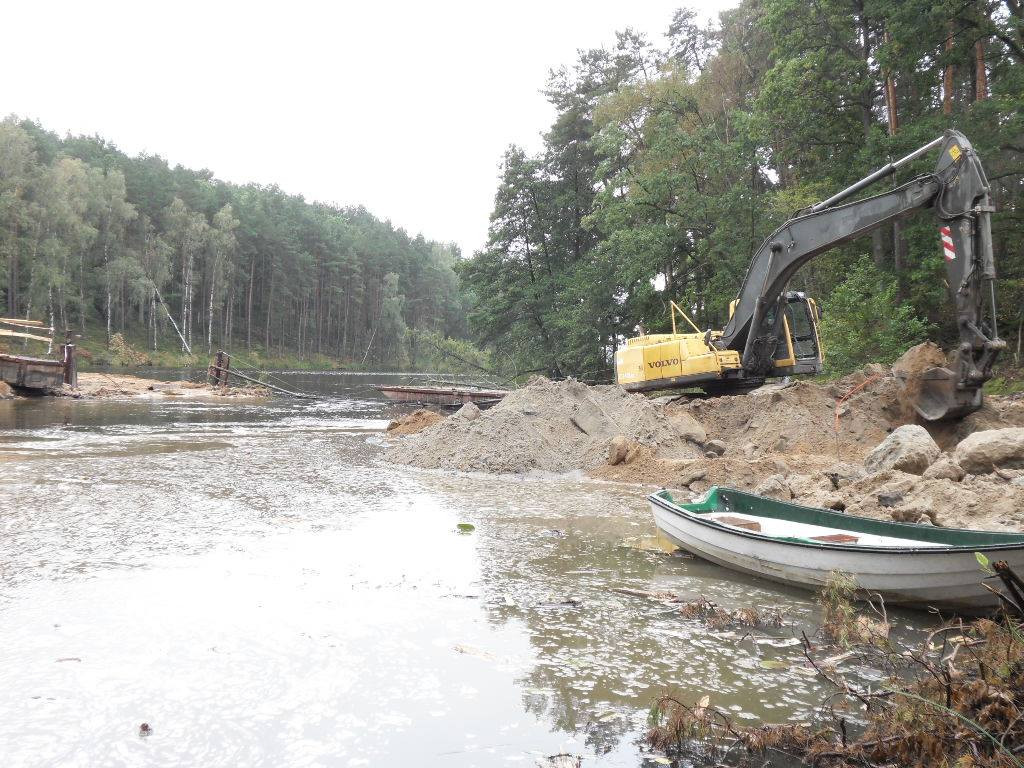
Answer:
xmin=944 ymin=25 xmax=955 ymax=115
xmin=883 ymin=30 xmax=907 ymax=279
xmin=246 ymin=258 xmax=254 ymax=352
xmin=265 ymin=271 xmax=273 ymax=352
xmin=856 ymin=2 xmax=885 ymax=266
xmin=207 ymin=270 xmax=216 ymax=354
xmin=975 ymin=38 xmax=987 ymax=100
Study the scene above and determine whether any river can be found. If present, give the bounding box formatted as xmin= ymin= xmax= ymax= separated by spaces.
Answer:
xmin=0 ymin=372 xmax=918 ymax=767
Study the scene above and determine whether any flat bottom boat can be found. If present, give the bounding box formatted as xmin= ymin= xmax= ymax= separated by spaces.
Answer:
xmin=650 ymin=486 xmax=1024 ymax=611
xmin=374 ymin=384 xmax=507 ymax=407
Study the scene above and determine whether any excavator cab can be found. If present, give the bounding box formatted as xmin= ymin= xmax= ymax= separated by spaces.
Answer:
xmin=771 ymin=292 xmax=823 ymax=377
xmin=724 ymin=291 xmax=823 ymax=378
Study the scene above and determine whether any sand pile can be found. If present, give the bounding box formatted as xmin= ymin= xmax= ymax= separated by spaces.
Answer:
xmin=386 ymin=376 xmax=705 ymax=473
xmin=386 ymin=344 xmax=1024 ymax=531
xmin=669 ymin=371 xmax=900 ymax=460
xmin=387 ymin=409 xmax=444 ymax=435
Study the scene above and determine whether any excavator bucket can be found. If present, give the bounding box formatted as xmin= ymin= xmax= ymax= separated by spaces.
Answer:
xmin=911 ymin=366 xmax=984 ymax=421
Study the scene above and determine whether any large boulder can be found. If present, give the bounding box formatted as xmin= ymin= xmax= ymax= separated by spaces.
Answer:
xmin=666 ymin=410 xmax=706 ymax=444
xmin=754 ymin=473 xmax=793 ymax=500
xmin=0 ymin=381 xmax=13 ymax=400
xmin=454 ymin=402 xmax=481 ymax=421
xmin=922 ymin=455 xmax=966 ymax=482
xmin=606 ymin=435 xmax=631 ymax=465
xmin=955 ymin=428 xmax=1024 ymax=474
xmin=865 ymin=425 xmax=940 ymax=475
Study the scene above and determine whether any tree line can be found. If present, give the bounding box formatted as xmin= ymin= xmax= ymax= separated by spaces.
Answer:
xmin=461 ymin=0 xmax=1023 ymax=379
xmin=0 ymin=118 xmax=468 ymax=367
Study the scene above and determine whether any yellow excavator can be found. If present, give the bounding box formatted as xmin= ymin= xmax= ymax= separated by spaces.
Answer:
xmin=615 ymin=130 xmax=1005 ymax=421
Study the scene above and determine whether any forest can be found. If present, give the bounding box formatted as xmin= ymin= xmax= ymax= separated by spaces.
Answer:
xmin=3 ymin=1 xmax=1022 ymax=380
xmin=461 ymin=0 xmax=1024 ymax=381
xmin=0 ymin=118 xmax=468 ymax=368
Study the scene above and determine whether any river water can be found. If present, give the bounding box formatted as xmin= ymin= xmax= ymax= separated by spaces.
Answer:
xmin=0 ymin=372 xmax=916 ymax=767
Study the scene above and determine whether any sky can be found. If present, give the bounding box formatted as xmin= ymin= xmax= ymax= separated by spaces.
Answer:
xmin=3 ymin=0 xmax=736 ymax=258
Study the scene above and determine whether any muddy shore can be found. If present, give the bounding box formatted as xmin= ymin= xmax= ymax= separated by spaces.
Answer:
xmin=0 ymin=372 xmax=270 ymax=400
xmin=386 ymin=345 xmax=1024 ymax=533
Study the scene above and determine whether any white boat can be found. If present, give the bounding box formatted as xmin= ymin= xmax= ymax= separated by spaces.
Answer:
xmin=650 ymin=486 xmax=1024 ymax=611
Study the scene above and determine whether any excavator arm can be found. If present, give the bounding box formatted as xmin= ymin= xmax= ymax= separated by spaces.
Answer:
xmin=715 ymin=130 xmax=1004 ymax=420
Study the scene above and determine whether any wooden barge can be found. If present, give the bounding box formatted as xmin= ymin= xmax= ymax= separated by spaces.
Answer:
xmin=374 ymin=384 xmax=508 ymax=407
xmin=0 ymin=319 xmax=77 ymax=392
xmin=0 ymin=353 xmax=67 ymax=390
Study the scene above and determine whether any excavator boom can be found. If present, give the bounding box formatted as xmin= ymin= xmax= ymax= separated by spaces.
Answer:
xmin=616 ymin=130 xmax=1004 ymax=419
xmin=712 ymin=130 xmax=1004 ymax=420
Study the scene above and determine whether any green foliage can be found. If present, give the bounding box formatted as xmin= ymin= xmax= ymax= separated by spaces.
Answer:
xmin=820 ymin=256 xmax=929 ymax=375
xmin=406 ymin=328 xmax=499 ymax=377
xmin=107 ymin=332 xmax=150 ymax=367
xmin=462 ymin=0 xmax=1024 ymax=382
xmin=0 ymin=117 xmax=469 ymax=370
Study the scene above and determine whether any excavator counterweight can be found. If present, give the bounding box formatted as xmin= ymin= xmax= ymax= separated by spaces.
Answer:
xmin=615 ymin=130 xmax=1004 ymax=420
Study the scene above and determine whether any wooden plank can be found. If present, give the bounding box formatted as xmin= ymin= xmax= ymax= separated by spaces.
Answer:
xmin=715 ymin=515 xmax=762 ymax=532
xmin=0 ymin=328 xmax=53 ymax=344
xmin=0 ymin=318 xmax=45 ymax=327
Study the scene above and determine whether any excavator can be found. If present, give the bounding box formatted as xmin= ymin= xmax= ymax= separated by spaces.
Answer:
xmin=614 ymin=129 xmax=1005 ymax=421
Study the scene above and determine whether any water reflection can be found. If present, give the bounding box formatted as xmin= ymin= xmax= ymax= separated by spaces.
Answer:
xmin=0 ymin=371 xmax=926 ymax=767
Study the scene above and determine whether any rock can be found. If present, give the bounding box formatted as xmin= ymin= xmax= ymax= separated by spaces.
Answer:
xmin=922 ymin=456 xmax=966 ymax=482
xmin=666 ymin=410 xmax=706 ymax=444
xmin=754 ymin=473 xmax=792 ymax=500
xmin=678 ymin=466 xmax=707 ymax=488
xmin=955 ymin=428 xmax=1024 ymax=474
xmin=877 ymin=491 xmax=903 ymax=508
xmin=689 ymin=479 xmax=710 ymax=494
xmin=890 ymin=507 xmax=924 ymax=523
xmin=454 ymin=402 xmax=481 ymax=421
xmin=892 ymin=342 xmax=947 ymax=380
xmin=704 ymin=439 xmax=727 ymax=457
xmin=606 ymin=435 xmax=631 ymax=466
xmin=1013 ymin=476 xmax=1024 ymax=489
xmin=864 ymin=425 xmax=940 ymax=475
xmin=0 ymin=381 xmax=13 ymax=399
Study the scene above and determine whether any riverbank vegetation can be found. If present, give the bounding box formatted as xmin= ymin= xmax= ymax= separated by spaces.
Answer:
xmin=647 ymin=571 xmax=1024 ymax=767
xmin=0 ymin=118 xmax=471 ymax=370
xmin=461 ymin=0 xmax=1024 ymax=381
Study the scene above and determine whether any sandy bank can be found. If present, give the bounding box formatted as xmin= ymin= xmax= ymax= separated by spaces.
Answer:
xmin=386 ymin=346 xmax=1024 ymax=532
xmin=60 ymin=372 xmax=270 ymax=400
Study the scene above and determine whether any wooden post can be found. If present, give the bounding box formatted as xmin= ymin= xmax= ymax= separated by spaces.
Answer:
xmin=62 ymin=331 xmax=77 ymax=387
xmin=208 ymin=350 xmax=226 ymax=387
xmin=219 ymin=352 xmax=231 ymax=387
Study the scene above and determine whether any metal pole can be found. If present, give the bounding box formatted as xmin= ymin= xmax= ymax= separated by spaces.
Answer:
xmin=809 ymin=136 xmax=945 ymax=213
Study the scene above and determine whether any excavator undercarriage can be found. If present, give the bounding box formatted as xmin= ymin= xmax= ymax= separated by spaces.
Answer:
xmin=615 ymin=130 xmax=1005 ymax=420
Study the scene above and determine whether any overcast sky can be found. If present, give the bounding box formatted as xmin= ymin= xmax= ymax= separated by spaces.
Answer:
xmin=4 ymin=0 xmax=736 ymax=257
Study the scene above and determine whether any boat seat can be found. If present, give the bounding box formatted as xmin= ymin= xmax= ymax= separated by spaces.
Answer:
xmin=810 ymin=533 xmax=859 ymax=544
xmin=714 ymin=515 xmax=762 ymax=532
